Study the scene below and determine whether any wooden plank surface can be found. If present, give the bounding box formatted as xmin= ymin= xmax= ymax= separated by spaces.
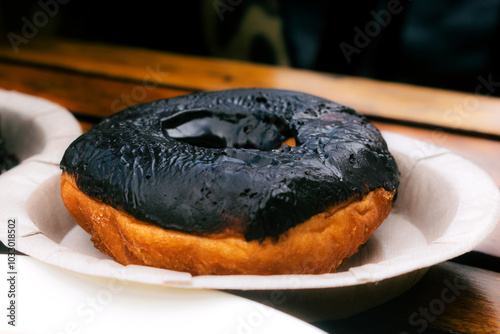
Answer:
xmin=314 ymin=261 xmax=500 ymax=333
xmin=1 ymin=38 xmax=500 ymax=137
xmin=0 ymin=41 xmax=498 ymax=258
xmin=3 ymin=61 xmax=496 ymax=189
xmin=374 ymin=122 xmax=500 ymax=188
xmin=0 ymin=37 xmax=499 ymax=333
xmin=0 ymin=62 xmax=190 ymax=117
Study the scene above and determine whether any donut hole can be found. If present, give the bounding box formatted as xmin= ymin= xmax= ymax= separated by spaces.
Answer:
xmin=161 ymin=110 xmax=298 ymax=151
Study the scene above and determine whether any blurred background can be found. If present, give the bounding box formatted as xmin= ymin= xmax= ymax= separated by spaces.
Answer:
xmin=1 ymin=0 xmax=499 ymax=96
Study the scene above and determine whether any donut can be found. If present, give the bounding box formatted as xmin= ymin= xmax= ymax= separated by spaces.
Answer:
xmin=60 ymin=89 xmax=399 ymax=275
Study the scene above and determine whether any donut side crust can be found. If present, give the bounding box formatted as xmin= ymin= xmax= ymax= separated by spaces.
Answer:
xmin=61 ymin=172 xmax=395 ymax=276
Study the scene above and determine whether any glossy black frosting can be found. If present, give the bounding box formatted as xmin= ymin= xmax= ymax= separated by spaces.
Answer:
xmin=60 ymin=89 xmax=399 ymax=241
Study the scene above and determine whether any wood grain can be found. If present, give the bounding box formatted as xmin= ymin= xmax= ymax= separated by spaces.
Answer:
xmin=0 ymin=41 xmax=500 ymax=255
xmin=1 ymin=38 xmax=500 ymax=136
xmin=0 ymin=36 xmax=499 ymax=334
xmin=0 ymin=62 xmax=190 ymax=117
xmin=314 ymin=262 xmax=500 ymax=333
xmin=77 ymin=120 xmax=95 ymax=133
xmin=374 ymin=122 xmax=500 ymax=187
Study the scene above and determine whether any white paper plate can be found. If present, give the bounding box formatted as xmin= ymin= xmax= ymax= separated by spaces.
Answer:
xmin=0 ymin=90 xmax=499 ymax=321
xmin=0 ymin=255 xmax=324 ymax=334
xmin=0 ymin=89 xmax=82 ymax=165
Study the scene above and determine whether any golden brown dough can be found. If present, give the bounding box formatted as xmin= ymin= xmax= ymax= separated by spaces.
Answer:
xmin=61 ymin=172 xmax=394 ymax=276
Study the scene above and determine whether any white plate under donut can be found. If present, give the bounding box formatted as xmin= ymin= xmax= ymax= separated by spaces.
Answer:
xmin=0 ymin=90 xmax=499 ymax=322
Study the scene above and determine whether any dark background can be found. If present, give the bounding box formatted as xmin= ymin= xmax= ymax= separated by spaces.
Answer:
xmin=1 ymin=0 xmax=500 ymax=96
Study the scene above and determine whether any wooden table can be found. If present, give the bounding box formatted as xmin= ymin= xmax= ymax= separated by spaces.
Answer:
xmin=1 ymin=37 xmax=499 ymax=333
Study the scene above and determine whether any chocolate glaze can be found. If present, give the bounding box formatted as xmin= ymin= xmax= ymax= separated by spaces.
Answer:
xmin=60 ymin=89 xmax=399 ymax=241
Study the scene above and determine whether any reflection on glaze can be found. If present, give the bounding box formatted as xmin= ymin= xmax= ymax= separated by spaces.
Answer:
xmin=162 ymin=109 xmax=296 ymax=151
xmin=60 ymin=89 xmax=399 ymax=241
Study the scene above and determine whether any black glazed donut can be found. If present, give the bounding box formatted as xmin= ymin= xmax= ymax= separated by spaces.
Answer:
xmin=61 ymin=89 xmax=399 ymax=242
